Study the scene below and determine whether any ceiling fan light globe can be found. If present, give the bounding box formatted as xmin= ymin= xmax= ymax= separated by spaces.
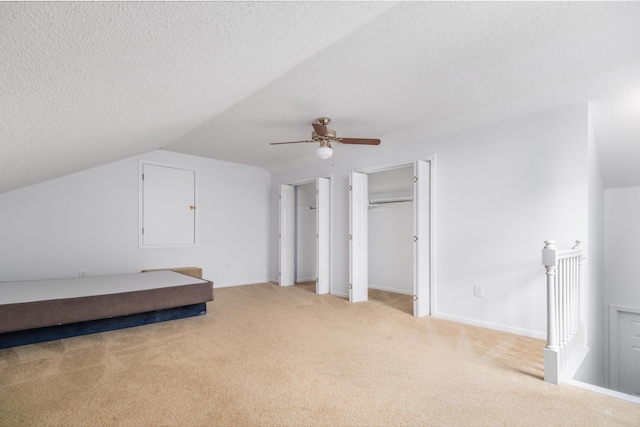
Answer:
xmin=316 ymin=145 xmax=333 ymax=159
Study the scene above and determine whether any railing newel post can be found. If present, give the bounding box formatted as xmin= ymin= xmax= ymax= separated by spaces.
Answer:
xmin=542 ymin=240 xmax=558 ymax=351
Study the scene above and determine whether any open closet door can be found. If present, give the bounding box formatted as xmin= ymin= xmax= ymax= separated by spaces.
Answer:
xmin=349 ymin=171 xmax=368 ymax=302
xmin=316 ymin=177 xmax=330 ymax=294
xmin=279 ymin=184 xmax=295 ymax=286
xmin=413 ymin=160 xmax=431 ymax=316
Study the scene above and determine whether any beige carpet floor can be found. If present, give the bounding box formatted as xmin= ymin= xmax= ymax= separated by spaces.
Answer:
xmin=1 ymin=281 xmax=638 ymax=426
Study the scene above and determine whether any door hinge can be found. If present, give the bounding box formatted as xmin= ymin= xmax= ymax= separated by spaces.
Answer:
xmin=279 ymin=195 xmax=281 ymax=200
xmin=414 ymin=176 xmax=418 ymax=183
xmin=349 ymin=234 xmax=352 ymax=240
xmin=142 ymin=173 xmax=144 ymax=181
xmin=142 ymin=227 xmax=144 ymax=235
xmin=316 ymin=234 xmax=319 ymax=238
xmin=349 ymin=283 xmax=353 ymax=289
xmin=414 ymin=235 xmax=418 ymax=242
xmin=349 ymin=185 xmax=352 ymax=191
xmin=414 ymin=295 xmax=418 ymax=302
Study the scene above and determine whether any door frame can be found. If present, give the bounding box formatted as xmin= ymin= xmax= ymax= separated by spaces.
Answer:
xmin=609 ymin=304 xmax=640 ymax=391
xmin=414 ymin=159 xmax=431 ymax=317
xmin=350 ymin=156 xmax=436 ymax=315
xmin=278 ymin=176 xmax=333 ymax=294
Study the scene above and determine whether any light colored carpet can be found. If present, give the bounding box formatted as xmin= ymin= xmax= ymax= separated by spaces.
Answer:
xmin=1 ymin=281 xmax=638 ymax=426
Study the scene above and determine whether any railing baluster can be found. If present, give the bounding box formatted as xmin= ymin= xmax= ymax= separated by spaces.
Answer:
xmin=542 ymin=239 xmax=587 ymax=385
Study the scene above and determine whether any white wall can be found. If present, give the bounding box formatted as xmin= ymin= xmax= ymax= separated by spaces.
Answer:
xmin=0 ymin=150 xmax=271 ymax=287
xmin=296 ymin=182 xmax=316 ymax=282
xmin=368 ymin=167 xmax=414 ymax=295
xmin=605 ymin=186 xmax=640 ymax=307
xmin=574 ymin=108 xmax=606 ymax=386
xmin=271 ymin=103 xmax=589 ymax=339
xmin=603 ymin=185 xmax=640 ymax=386
xmin=368 ymin=201 xmax=413 ymax=294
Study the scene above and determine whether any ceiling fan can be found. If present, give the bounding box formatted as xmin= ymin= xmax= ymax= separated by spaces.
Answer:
xmin=270 ymin=117 xmax=381 ymax=159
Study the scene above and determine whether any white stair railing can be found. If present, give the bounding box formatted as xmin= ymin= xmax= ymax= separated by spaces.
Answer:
xmin=541 ymin=239 xmax=588 ymax=385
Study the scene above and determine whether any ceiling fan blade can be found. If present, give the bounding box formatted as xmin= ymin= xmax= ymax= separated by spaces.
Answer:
xmin=339 ymin=138 xmax=381 ymax=145
xmin=312 ymin=123 xmax=328 ymax=136
xmin=269 ymin=140 xmax=314 ymax=145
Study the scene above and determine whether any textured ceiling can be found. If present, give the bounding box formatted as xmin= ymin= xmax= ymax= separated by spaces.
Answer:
xmin=0 ymin=1 xmax=394 ymax=194
xmin=2 ymin=2 xmax=640 ymax=194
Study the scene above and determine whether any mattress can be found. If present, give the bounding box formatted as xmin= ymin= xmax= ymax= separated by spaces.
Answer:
xmin=0 ymin=271 xmax=213 ymax=334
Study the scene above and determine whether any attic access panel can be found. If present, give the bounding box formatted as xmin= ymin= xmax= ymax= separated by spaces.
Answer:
xmin=140 ymin=162 xmax=197 ymax=248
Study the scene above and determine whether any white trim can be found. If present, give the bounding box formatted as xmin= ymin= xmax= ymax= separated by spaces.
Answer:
xmin=435 ymin=311 xmax=546 ymax=340
xmin=329 ymin=173 xmax=334 ymax=296
xmin=564 ymin=379 xmax=640 ymax=405
xmin=427 ymin=155 xmax=436 ymax=317
xmin=609 ymin=305 xmax=640 ymax=392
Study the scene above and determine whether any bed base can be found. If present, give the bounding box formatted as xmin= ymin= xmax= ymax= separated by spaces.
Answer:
xmin=0 ymin=302 xmax=206 ymax=349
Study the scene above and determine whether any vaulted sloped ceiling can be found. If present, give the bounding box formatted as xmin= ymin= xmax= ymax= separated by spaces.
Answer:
xmin=2 ymin=2 xmax=640 ymax=194
xmin=0 ymin=1 xmax=394 ymax=194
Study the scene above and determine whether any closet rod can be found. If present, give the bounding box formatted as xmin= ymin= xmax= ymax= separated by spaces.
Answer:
xmin=369 ymin=196 xmax=413 ymax=205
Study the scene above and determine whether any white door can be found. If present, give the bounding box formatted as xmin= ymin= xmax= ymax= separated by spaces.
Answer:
xmin=413 ymin=160 xmax=431 ymax=317
xmin=349 ymin=171 xmax=368 ymax=302
xmin=279 ymin=184 xmax=295 ymax=286
xmin=618 ymin=311 xmax=640 ymax=396
xmin=316 ymin=177 xmax=330 ymax=294
xmin=141 ymin=163 xmax=196 ymax=246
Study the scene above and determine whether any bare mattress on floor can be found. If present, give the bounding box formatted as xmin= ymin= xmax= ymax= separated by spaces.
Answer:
xmin=0 ymin=271 xmax=214 ymax=334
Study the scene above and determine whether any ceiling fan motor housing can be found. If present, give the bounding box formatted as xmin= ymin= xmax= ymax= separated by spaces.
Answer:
xmin=312 ymin=129 xmax=336 ymax=141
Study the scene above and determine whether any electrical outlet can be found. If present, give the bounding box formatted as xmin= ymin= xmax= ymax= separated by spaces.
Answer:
xmin=474 ymin=284 xmax=484 ymax=297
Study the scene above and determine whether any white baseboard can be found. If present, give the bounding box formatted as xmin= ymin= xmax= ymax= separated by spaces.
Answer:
xmin=213 ymin=279 xmax=272 ymax=288
xmin=369 ymin=284 xmax=413 ymax=295
xmin=296 ymin=277 xmax=316 ymax=283
xmin=330 ymin=286 xmax=412 ymax=300
xmin=434 ymin=312 xmax=546 ymax=340
xmin=216 ymin=280 xmax=321 ymax=288
xmin=564 ymin=379 xmax=640 ymax=404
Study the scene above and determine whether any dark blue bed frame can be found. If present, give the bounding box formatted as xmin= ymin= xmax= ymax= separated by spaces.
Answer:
xmin=0 ymin=302 xmax=206 ymax=349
